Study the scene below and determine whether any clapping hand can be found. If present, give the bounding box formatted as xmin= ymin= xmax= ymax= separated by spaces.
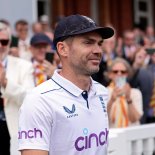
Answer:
xmin=111 ymin=83 xmax=131 ymax=102
xmin=42 ymin=60 xmax=57 ymax=77
xmin=0 ymin=63 xmax=7 ymax=88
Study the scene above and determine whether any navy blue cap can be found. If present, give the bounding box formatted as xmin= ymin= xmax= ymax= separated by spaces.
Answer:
xmin=53 ymin=14 xmax=114 ymax=47
xmin=30 ymin=33 xmax=52 ymax=46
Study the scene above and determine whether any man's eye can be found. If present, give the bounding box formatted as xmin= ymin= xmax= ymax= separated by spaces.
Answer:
xmin=84 ymin=41 xmax=92 ymax=44
xmin=98 ymin=41 xmax=103 ymax=46
xmin=98 ymin=43 xmax=103 ymax=46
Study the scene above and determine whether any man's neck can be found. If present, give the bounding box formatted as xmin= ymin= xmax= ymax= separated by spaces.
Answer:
xmin=59 ymin=69 xmax=91 ymax=91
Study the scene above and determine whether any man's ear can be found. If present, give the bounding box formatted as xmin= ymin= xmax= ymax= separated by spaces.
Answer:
xmin=56 ymin=42 xmax=68 ymax=57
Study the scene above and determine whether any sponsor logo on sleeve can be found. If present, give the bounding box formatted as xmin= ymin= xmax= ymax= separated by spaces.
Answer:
xmin=18 ymin=128 xmax=42 ymax=139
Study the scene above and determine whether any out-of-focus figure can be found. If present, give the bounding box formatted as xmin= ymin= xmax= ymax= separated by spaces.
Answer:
xmin=0 ymin=22 xmax=34 ymax=155
xmin=107 ymin=58 xmax=143 ymax=128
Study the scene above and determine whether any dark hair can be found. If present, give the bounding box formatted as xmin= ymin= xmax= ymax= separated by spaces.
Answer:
xmin=15 ymin=19 xmax=28 ymax=28
xmin=0 ymin=19 xmax=10 ymax=26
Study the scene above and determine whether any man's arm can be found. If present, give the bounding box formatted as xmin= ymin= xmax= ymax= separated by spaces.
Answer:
xmin=18 ymin=93 xmax=52 ymax=154
xmin=21 ymin=150 xmax=48 ymax=155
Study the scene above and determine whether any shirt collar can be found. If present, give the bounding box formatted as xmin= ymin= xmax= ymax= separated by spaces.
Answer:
xmin=51 ymin=70 xmax=97 ymax=97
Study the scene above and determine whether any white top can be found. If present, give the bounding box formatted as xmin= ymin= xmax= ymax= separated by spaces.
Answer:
xmin=108 ymin=87 xmax=143 ymax=128
xmin=18 ymin=70 xmax=110 ymax=155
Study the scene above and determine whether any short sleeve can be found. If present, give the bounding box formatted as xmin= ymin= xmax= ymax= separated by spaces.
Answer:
xmin=18 ymin=92 xmax=53 ymax=151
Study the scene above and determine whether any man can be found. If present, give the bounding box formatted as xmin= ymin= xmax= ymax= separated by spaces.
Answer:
xmin=18 ymin=14 xmax=114 ymax=155
xmin=40 ymin=15 xmax=52 ymax=32
xmin=0 ymin=22 xmax=35 ymax=155
xmin=31 ymin=22 xmax=43 ymax=34
xmin=15 ymin=20 xmax=31 ymax=60
xmin=121 ymin=30 xmax=138 ymax=64
xmin=30 ymin=33 xmax=57 ymax=85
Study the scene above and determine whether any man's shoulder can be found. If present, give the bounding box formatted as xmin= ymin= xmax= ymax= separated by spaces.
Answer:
xmin=92 ymin=80 xmax=109 ymax=94
xmin=32 ymin=79 xmax=61 ymax=95
xmin=20 ymin=79 xmax=60 ymax=115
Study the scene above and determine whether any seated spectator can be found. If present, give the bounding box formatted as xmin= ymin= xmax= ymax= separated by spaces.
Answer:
xmin=107 ymin=58 xmax=143 ymax=128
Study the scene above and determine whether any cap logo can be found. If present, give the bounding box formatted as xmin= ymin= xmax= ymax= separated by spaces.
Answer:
xmin=82 ymin=16 xmax=95 ymax=25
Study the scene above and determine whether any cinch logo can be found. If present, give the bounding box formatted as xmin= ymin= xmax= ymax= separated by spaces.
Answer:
xmin=18 ymin=128 xmax=42 ymax=139
xmin=75 ymin=128 xmax=109 ymax=151
xmin=63 ymin=104 xmax=78 ymax=118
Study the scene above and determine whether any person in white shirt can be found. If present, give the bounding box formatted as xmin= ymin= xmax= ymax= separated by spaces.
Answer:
xmin=0 ymin=22 xmax=35 ymax=155
xmin=15 ymin=20 xmax=31 ymax=61
xmin=18 ymin=14 xmax=114 ymax=155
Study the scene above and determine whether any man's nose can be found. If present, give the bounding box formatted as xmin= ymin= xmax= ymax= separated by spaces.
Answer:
xmin=93 ymin=44 xmax=103 ymax=54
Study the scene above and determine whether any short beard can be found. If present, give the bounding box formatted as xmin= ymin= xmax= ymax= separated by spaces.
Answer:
xmin=80 ymin=66 xmax=100 ymax=77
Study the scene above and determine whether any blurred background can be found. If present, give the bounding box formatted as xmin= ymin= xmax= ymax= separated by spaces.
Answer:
xmin=1 ymin=1 xmax=155 ymax=155
xmin=0 ymin=0 xmax=154 ymax=36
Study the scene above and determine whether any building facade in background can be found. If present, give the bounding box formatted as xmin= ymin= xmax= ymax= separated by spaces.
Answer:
xmin=0 ymin=0 xmax=154 ymax=37
xmin=50 ymin=0 xmax=155 ymax=37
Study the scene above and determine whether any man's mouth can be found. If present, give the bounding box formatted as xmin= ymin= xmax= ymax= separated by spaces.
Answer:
xmin=89 ymin=58 xmax=101 ymax=65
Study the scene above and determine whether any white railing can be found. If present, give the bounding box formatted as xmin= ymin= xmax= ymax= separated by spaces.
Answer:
xmin=108 ymin=123 xmax=155 ymax=155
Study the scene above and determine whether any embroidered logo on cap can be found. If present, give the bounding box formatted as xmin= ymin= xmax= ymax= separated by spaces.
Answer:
xmin=82 ymin=15 xmax=95 ymax=25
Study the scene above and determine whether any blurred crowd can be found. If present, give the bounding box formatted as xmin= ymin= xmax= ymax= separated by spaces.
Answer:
xmin=92 ymin=24 xmax=155 ymax=126
xmin=0 ymin=15 xmax=155 ymax=154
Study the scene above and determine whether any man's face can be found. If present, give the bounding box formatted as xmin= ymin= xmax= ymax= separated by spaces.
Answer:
xmin=62 ymin=32 xmax=103 ymax=76
xmin=16 ymin=24 xmax=28 ymax=40
xmin=124 ymin=32 xmax=135 ymax=46
xmin=0 ymin=31 xmax=10 ymax=61
xmin=31 ymin=43 xmax=49 ymax=63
